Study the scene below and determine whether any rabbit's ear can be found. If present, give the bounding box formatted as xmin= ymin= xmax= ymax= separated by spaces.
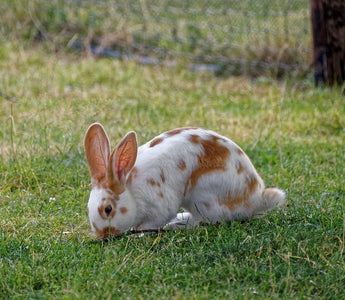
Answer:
xmin=84 ymin=123 xmax=110 ymax=182
xmin=109 ymin=131 xmax=137 ymax=187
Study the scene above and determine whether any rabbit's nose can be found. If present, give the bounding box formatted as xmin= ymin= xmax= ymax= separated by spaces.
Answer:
xmin=104 ymin=205 xmax=112 ymax=217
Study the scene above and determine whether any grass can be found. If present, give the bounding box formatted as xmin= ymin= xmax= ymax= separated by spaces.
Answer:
xmin=0 ymin=0 xmax=311 ymax=77
xmin=1 ymin=2 xmax=345 ymax=298
xmin=1 ymin=39 xmax=344 ymax=299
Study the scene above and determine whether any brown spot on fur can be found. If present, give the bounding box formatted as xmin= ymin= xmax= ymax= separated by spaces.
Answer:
xmin=184 ymin=135 xmax=230 ymax=195
xmin=93 ymin=222 xmax=120 ymax=239
xmin=99 ymin=175 xmax=125 ymax=195
xmin=120 ymin=207 xmax=128 ymax=214
xmin=237 ymin=148 xmax=244 ymax=155
xmin=236 ymin=162 xmax=245 ymax=174
xmin=177 ymin=159 xmax=187 ymax=170
xmin=219 ymin=173 xmax=259 ymax=210
xmin=147 ymin=178 xmax=162 ymax=187
xmin=108 ymin=181 xmax=125 ymax=195
xmin=190 ymin=134 xmax=201 ymax=144
xmin=126 ymin=167 xmax=138 ymax=185
xmin=100 ymin=193 xmax=119 ymax=202
xmin=158 ymin=192 xmax=164 ymax=198
xmin=148 ymin=178 xmax=157 ymax=186
xmin=247 ymin=174 xmax=258 ymax=193
xmin=150 ymin=137 xmax=163 ymax=147
xmin=165 ymin=127 xmax=198 ymax=136
xmin=160 ymin=170 xmax=166 ymax=183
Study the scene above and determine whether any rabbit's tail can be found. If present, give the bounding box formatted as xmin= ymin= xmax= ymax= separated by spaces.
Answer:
xmin=255 ymin=188 xmax=286 ymax=215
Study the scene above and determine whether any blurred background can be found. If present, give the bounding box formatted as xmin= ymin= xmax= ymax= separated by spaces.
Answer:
xmin=1 ymin=0 xmax=311 ymax=79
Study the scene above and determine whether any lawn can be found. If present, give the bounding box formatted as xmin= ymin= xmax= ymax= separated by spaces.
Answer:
xmin=1 ymin=2 xmax=345 ymax=299
xmin=1 ymin=39 xmax=344 ymax=299
xmin=0 ymin=0 xmax=311 ymax=76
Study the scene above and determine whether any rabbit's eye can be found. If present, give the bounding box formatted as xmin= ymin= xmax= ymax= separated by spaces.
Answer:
xmin=104 ymin=205 xmax=112 ymax=216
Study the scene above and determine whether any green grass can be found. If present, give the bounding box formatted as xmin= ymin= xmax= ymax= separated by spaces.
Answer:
xmin=0 ymin=0 xmax=311 ymax=77
xmin=1 ymin=3 xmax=345 ymax=296
xmin=1 ymin=40 xmax=344 ymax=299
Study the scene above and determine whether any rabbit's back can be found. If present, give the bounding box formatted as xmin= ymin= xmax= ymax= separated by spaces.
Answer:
xmin=128 ymin=128 xmax=266 ymax=224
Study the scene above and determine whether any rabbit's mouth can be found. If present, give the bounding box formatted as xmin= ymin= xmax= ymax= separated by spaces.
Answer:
xmin=92 ymin=222 xmax=120 ymax=239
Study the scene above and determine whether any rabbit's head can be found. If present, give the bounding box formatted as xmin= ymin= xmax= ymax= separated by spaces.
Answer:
xmin=84 ymin=123 xmax=137 ymax=239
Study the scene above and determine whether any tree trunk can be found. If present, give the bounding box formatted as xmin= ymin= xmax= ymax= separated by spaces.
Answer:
xmin=310 ymin=0 xmax=345 ymax=86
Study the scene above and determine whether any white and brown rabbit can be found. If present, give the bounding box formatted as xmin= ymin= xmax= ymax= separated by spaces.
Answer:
xmin=84 ymin=123 xmax=285 ymax=239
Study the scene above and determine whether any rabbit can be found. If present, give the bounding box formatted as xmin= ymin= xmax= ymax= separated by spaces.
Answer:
xmin=84 ymin=123 xmax=285 ymax=239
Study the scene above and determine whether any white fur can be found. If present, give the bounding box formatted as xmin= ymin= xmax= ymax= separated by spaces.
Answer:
xmin=85 ymin=124 xmax=286 ymax=238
